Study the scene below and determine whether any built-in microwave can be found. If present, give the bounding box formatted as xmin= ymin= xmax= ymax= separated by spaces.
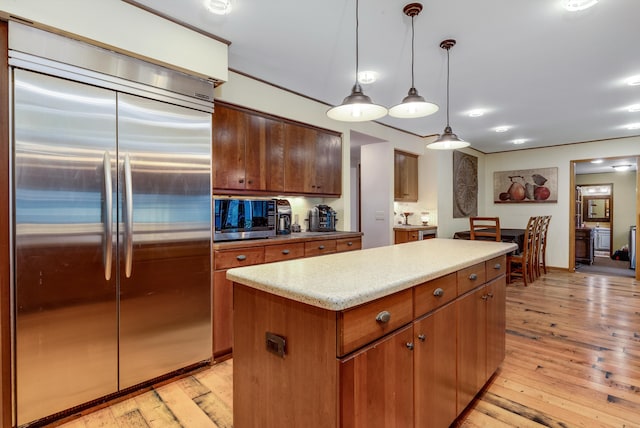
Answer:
xmin=213 ymin=198 xmax=276 ymax=241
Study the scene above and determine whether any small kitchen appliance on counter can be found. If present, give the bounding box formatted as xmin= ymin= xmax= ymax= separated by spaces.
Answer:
xmin=307 ymin=204 xmax=338 ymax=232
xmin=275 ymin=199 xmax=292 ymax=235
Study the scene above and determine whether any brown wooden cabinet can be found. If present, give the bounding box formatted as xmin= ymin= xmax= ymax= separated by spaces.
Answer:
xmin=213 ymin=234 xmax=362 ymax=360
xmin=575 ymin=227 xmax=594 ymax=265
xmin=394 ymin=226 xmax=437 ymax=244
xmin=284 ymin=123 xmax=342 ymax=196
xmin=394 ymin=150 xmax=418 ymax=202
xmin=213 ymin=102 xmax=342 ymax=196
xmin=212 ymin=104 xmax=284 ymax=193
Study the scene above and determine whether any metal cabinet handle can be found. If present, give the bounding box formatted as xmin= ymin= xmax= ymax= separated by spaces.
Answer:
xmin=469 ymin=273 xmax=478 ymax=281
xmin=481 ymin=295 xmax=489 ymax=301
xmin=282 ymin=249 xmax=290 ymax=255
xmin=406 ymin=342 xmax=414 ymax=350
xmin=433 ymin=287 xmax=444 ymax=297
xmin=417 ymin=334 xmax=426 ymax=342
xmin=347 ymin=241 xmax=353 ymax=246
xmin=487 ymin=292 xmax=494 ymax=299
xmin=102 ymin=152 xmax=113 ymax=281
xmin=239 ymin=178 xmax=244 ymax=183
xmin=375 ymin=311 xmax=391 ymax=323
xmin=236 ymin=255 xmax=247 ymax=261
xmin=494 ymin=263 xmax=501 ymax=270
xmin=318 ymin=245 xmax=325 ymax=250
xmin=124 ymin=153 xmax=133 ymax=279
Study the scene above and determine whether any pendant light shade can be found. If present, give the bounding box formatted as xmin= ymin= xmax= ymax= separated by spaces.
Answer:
xmin=427 ymin=39 xmax=470 ymax=150
xmin=327 ymin=0 xmax=388 ymax=122
xmin=389 ymin=3 xmax=438 ymax=119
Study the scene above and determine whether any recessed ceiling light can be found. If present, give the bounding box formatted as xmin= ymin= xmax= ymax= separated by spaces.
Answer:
xmin=494 ymin=126 xmax=509 ymax=133
xmin=513 ymin=139 xmax=526 ymax=145
xmin=590 ymin=159 xmax=604 ymax=164
xmin=357 ymin=71 xmax=378 ymax=84
xmin=468 ymin=109 xmax=484 ymax=117
xmin=626 ymin=75 xmax=640 ymax=86
xmin=628 ymin=104 xmax=640 ymax=113
xmin=562 ymin=0 xmax=598 ymax=11
xmin=626 ymin=123 xmax=640 ymax=130
xmin=204 ymin=0 xmax=232 ymax=15
xmin=612 ymin=164 xmax=632 ymax=172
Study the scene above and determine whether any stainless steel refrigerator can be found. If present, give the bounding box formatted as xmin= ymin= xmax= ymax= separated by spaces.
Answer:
xmin=11 ymin=24 xmax=212 ymax=426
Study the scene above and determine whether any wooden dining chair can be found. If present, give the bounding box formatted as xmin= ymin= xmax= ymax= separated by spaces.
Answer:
xmin=537 ymin=215 xmax=552 ymax=276
xmin=507 ymin=216 xmax=539 ymax=286
xmin=469 ymin=217 xmax=501 ymax=242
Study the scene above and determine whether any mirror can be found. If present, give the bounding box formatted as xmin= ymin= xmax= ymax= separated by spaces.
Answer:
xmin=583 ymin=195 xmax=611 ymax=222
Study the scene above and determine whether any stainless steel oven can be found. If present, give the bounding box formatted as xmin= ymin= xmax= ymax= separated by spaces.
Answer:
xmin=214 ymin=198 xmax=276 ymax=241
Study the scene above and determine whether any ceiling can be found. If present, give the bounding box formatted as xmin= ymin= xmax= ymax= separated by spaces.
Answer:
xmin=131 ymin=0 xmax=640 ymax=155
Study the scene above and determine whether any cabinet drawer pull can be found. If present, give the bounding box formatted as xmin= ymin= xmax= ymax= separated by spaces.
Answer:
xmin=469 ymin=273 xmax=478 ymax=281
xmin=433 ymin=287 xmax=444 ymax=297
xmin=417 ymin=334 xmax=426 ymax=342
xmin=375 ymin=311 xmax=391 ymax=323
xmin=406 ymin=342 xmax=414 ymax=350
xmin=347 ymin=241 xmax=353 ymax=246
xmin=487 ymin=292 xmax=494 ymax=299
xmin=494 ymin=263 xmax=502 ymax=270
xmin=318 ymin=245 xmax=325 ymax=250
xmin=481 ymin=294 xmax=489 ymax=301
xmin=238 ymin=178 xmax=244 ymax=184
xmin=282 ymin=249 xmax=290 ymax=255
xmin=236 ymin=255 xmax=247 ymax=261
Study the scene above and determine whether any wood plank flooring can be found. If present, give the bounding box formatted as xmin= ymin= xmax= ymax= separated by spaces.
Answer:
xmin=51 ymin=270 xmax=639 ymax=428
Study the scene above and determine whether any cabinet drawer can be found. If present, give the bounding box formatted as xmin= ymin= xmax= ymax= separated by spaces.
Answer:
xmin=264 ymin=242 xmax=305 ymax=263
xmin=485 ymin=255 xmax=506 ymax=281
xmin=214 ymin=247 xmax=265 ymax=270
xmin=414 ymin=273 xmax=457 ymax=317
xmin=457 ymin=262 xmax=486 ymax=295
xmin=304 ymin=239 xmax=337 ymax=257
xmin=336 ymin=237 xmax=361 ymax=252
xmin=338 ymin=289 xmax=413 ymax=356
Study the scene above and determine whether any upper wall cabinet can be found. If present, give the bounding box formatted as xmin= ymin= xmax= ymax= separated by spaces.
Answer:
xmin=284 ymin=124 xmax=342 ymax=196
xmin=212 ymin=104 xmax=284 ymax=193
xmin=394 ymin=150 xmax=418 ymax=202
xmin=213 ymin=102 xmax=342 ymax=196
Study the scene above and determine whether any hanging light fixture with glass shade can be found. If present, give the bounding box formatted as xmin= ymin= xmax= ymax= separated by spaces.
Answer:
xmin=427 ymin=39 xmax=470 ymax=150
xmin=327 ymin=0 xmax=388 ymax=122
xmin=389 ymin=3 xmax=439 ymax=118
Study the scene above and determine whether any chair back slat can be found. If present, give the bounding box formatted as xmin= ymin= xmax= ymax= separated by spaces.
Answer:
xmin=469 ymin=217 xmax=501 ymax=242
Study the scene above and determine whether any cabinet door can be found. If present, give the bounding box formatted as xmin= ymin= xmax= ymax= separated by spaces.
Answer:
xmin=246 ymin=114 xmax=284 ymax=192
xmin=394 ymin=151 xmax=418 ymax=202
xmin=315 ymin=132 xmax=342 ymax=195
xmin=456 ymin=286 xmax=487 ymax=413
xmin=340 ymin=325 xmax=414 ymax=428
xmin=414 ymin=303 xmax=457 ymax=428
xmin=212 ymin=105 xmax=247 ymax=191
xmin=284 ymin=123 xmax=317 ymax=193
xmin=213 ymin=270 xmax=233 ymax=358
xmin=486 ymin=277 xmax=506 ymax=376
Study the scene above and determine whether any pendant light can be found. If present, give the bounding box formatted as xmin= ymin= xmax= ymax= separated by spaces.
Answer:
xmin=327 ymin=0 xmax=387 ymax=122
xmin=389 ymin=3 xmax=438 ymax=119
xmin=427 ymin=39 xmax=470 ymax=150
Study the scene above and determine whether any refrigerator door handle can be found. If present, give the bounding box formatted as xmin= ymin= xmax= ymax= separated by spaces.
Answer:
xmin=124 ymin=153 xmax=134 ymax=278
xmin=103 ymin=152 xmax=113 ymax=280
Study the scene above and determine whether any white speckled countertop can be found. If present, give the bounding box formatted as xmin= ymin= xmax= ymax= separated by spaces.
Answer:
xmin=227 ymin=238 xmax=517 ymax=311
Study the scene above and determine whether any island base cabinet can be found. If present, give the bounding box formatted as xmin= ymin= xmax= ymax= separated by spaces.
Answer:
xmin=413 ymin=303 xmax=457 ymax=428
xmin=456 ymin=276 xmax=506 ymax=414
xmin=340 ymin=325 xmax=414 ymax=428
xmin=233 ymin=284 xmax=338 ymax=428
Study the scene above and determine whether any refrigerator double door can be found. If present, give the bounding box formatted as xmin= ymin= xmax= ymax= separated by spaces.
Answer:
xmin=14 ymin=69 xmax=212 ymax=425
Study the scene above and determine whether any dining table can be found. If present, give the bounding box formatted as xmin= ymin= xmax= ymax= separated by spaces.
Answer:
xmin=453 ymin=228 xmax=526 ymax=254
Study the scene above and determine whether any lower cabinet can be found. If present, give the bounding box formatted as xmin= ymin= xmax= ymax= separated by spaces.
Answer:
xmin=575 ymin=227 xmax=594 ymax=265
xmin=233 ymin=255 xmax=507 ymax=427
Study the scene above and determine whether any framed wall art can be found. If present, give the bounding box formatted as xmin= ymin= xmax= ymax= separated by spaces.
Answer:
xmin=453 ymin=151 xmax=478 ymax=217
xmin=493 ymin=167 xmax=558 ymax=203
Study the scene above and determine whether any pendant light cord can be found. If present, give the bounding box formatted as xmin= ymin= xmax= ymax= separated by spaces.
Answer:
xmin=445 ymin=46 xmax=450 ymax=127
xmin=410 ymin=14 xmax=415 ymax=89
xmin=355 ymin=0 xmax=359 ymax=84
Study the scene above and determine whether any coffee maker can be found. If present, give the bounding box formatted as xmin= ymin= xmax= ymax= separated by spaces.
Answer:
xmin=307 ymin=204 xmax=337 ymax=232
xmin=275 ymin=199 xmax=292 ymax=235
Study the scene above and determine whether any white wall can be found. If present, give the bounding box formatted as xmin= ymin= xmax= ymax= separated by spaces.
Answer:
xmin=483 ymin=137 xmax=640 ymax=269
xmin=361 ymin=143 xmax=394 ymax=248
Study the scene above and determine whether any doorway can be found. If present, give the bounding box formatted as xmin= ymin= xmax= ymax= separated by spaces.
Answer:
xmin=570 ymin=156 xmax=639 ymax=279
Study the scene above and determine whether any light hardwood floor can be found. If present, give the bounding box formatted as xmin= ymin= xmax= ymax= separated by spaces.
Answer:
xmin=51 ymin=270 xmax=639 ymax=427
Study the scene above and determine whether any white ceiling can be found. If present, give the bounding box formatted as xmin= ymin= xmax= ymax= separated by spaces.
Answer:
xmin=131 ymin=0 xmax=640 ymax=155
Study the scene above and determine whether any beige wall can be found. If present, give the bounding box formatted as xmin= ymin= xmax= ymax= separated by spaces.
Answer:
xmin=577 ymin=171 xmax=637 ymax=252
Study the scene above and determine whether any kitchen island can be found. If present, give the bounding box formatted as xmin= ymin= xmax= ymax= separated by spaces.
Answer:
xmin=228 ymin=238 xmax=517 ymax=428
